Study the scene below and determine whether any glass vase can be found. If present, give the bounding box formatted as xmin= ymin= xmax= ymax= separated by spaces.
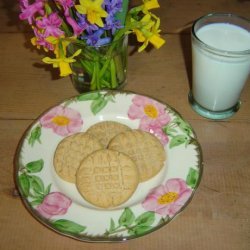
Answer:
xmin=68 ymin=35 xmax=128 ymax=93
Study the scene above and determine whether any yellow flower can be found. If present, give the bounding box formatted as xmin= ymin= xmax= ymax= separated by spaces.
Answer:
xmin=45 ymin=36 xmax=71 ymax=58
xmin=42 ymin=36 xmax=81 ymax=77
xmin=42 ymin=49 xmax=81 ymax=77
xmin=131 ymin=13 xmax=165 ymax=52
xmin=75 ymin=0 xmax=108 ymax=27
xmin=31 ymin=36 xmax=40 ymax=49
xmin=143 ymin=0 xmax=160 ymax=11
xmin=147 ymin=16 xmax=165 ymax=49
xmin=131 ymin=14 xmax=154 ymax=43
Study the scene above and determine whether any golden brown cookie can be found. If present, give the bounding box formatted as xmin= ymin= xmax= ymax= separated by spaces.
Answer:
xmin=86 ymin=121 xmax=131 ymax=148
xmin=108 ymin=130 xmax=166 ymax=182
xmin=53 ymin=133 xmax=103 ymax=183
xmin=76 ymin=149 xmax=139 ymax=208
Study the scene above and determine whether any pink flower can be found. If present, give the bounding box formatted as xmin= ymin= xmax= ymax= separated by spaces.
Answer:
xmin=128 ymin=95 xmax=170 ymax=145
xmin=40 ymin=105 xmax=83 ymax=136
xmin=54 ymin=0 xmax=83 ymax=36
xmin=36 ymin=13 xmax=64 ymax=37
xmin=55 ymin=0 xmax=74 ymax=11
xmin=33 ymin=27 xmax=54 ymax=50
xmin=66 ymin=16 xmax=84 ymax=36
xmin=142 ymin=178 xmax=192 ymax=217
xmin=36 ymin=192 xmax=72 ymax=219
xmin=19 ymin=0 xmax=45 ymax=24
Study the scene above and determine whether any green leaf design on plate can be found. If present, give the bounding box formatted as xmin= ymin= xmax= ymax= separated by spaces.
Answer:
xmin=135 ymin=211 xmax=155 ymax=226
xmin=129 ymin=225 xmax=153 ymax=236
xmin=91 ymin=96 xmax=108 ymax=115
xmin=19 ymin=159 xmax=51 ymax=205
xmin=178 ymin=121 xmax=193 ymax=136
xmin=77 ymin=92 xmax=101 ymax=101
xmin=28 ymin=175 xmax=45 ymax=196
xmin=77 ymin=92 xmax=115 ymax=114
xmin=52 ymin=219 xmax=86 ymax=234
xmin=118 ymin=207 xmax=135 ymax=227
xmin=30 ymin=198 xmax=44 ymax=206
xmin=105 ymin=208 xmax=156 ymax=237
xmin=108 ymin=218 xmax=116 ymax=233
xmin=169 ymin=135 xmax=190 ymax=148
xmin=186 ymin=167 xmax=199 ymax=188
xmin=44 ymin=183 xmax=52 ymax=196
xmin=28 ymin=125 xmax=41 ymax=146
xmin=162 ymin=125 xmax=178 ymax=137
xmin=26 ymin=159 xmax=44 ymax=173
xmin=18 ymin=173 xmax=30 ymax=197
xmin=163 ymin=115 xmax=195 ymax=148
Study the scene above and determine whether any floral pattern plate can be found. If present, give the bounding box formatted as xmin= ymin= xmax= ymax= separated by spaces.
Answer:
xmin=15 ymin=91 xmax=203 ymax=242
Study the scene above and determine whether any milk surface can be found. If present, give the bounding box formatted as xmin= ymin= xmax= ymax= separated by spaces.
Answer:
xmin=192 ymin=23 xmax=250 ymax=111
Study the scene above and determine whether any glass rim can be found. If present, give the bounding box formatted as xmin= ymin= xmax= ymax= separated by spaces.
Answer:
xmin=192 ymin=13 xmax=250 ymax=56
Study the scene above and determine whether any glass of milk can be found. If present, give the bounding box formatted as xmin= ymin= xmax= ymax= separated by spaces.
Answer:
xmin=189 ymin=13 xmax=250 ymax=120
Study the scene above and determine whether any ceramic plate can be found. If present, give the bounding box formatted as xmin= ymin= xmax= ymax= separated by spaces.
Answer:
xmin=15 ymin=91 xmax=203 ymax=242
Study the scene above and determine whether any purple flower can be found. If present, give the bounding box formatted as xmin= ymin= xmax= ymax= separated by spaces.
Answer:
xmin=104 ymin=0 xmax=123 ymax=15
xmin=77 ymin=13 xmax=98 ymax=34
xmin=82 ymin=28 xmax=111 ymax=47
xmin=19 ymin=0 xmax=44 ymax=24
xmin=36 ymin=13 xmax=64 ymax=37
xmin=104 ymin=14 xmax=122 ymax=34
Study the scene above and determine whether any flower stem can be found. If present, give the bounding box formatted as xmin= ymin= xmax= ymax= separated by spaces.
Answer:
xmin=110 ymin=58 xmax=117 ymax=88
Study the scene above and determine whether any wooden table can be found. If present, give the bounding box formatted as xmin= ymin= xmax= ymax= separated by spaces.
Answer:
xmin=0 ymin=1 xmax=250 ymax=249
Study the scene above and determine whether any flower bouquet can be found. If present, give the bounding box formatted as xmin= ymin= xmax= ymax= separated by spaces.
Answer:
xmin=19 ymin=0 xmax=165 ymax=91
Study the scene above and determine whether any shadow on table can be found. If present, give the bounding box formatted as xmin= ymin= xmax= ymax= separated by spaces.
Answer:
xmin=179 ymin=25 xmax=193 ymax=91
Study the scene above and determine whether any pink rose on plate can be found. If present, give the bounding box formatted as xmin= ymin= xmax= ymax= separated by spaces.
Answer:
xmin=40 ymin=105 xmax=83 ymax=136
xmin=36 ymin=192 xmax=72 ymax=219
xmin=142 ymin=178 xmax=192 ymax=217
xmin=128 ymin=95 xmax=170 ymax=145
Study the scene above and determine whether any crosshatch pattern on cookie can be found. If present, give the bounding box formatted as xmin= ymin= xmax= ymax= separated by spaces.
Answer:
xmin=53 ymin=133 xmax=103 ymax=183
xmin=76 ymin=149 xmax=139 ymax=208
xmin=108 ymin=130 xmax=166 ymax=182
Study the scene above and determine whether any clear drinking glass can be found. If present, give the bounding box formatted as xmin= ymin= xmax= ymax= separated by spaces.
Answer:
xmin=189 ymin=13 xmax=250 ymax=120
xmin=68 ymin=35 xmax=128 ymax=93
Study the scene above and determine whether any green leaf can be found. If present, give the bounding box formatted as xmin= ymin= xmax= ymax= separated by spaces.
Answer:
xmin=52 ymin=219 xmax=86 ymax=234
xmin=77 ymin=92 xmax=101 ymax=101
xmin=28 ymin=125 xmax=42 ymax=146
xmin=44 ymin=183 xmax=52 ymax=196
xmin=91 ymin=97 xmax=108 ymax=115
xmin=169 ymin=135 xmax=189 ymax=148
xmin=130 ymin=225 xmax=153 ymax=236
xmin=179 ymin=122 xmax=193 ymax=136
xmin=18 ymin=173 xmax=30 ymax=197
xmin=115 ymin=0 xmax=128 ymax=25
xmin=29 ymin=175 xmax=45 ymax=195
xmin=118 ymin=208 xmax=135 ymax=227
xmin=135 ymin=211 xmax=155 ymax=226
xmin=109 ymin=218 xmax=116 ymax=233
xmin=186 ymin=167 xmax=199 ymax=188
xmin=162 ymin=124 xmax=177 ymax=136
xmin=30 ymin=198 xmax=44 ymax=206
xmin=26 ymin=159 xmax=44 ymax=173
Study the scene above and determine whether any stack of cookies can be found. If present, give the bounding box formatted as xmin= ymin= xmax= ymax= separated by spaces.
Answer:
xmin=53 ymin=121 xmax=166 ymax=209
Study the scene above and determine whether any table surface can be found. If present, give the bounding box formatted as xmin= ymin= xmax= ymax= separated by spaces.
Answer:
xmin=0 ymin=1 xmax=250 ymax=250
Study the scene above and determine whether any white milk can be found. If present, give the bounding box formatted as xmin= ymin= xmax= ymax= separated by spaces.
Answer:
xmin=192 ymin=23 xmax=250 ymax=111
